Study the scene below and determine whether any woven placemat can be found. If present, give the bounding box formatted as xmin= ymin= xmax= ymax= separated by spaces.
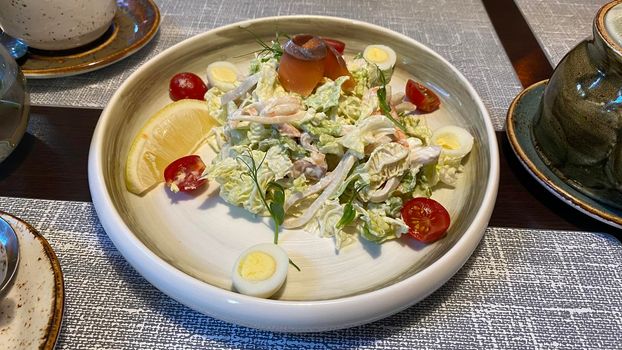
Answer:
xmin=0 ymin=196 xmax=620 ymax=349
xmin=26 ymin=0 xmax=521 ymax=131
xmin=515 ymin=0 xmax=607 ymax=66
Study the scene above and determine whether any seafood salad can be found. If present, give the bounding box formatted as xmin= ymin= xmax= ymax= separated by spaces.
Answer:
xmin=126 ymin=33 xmax=474 ymax=298
xmin=201 ymin=35 xmax=473 ymax=248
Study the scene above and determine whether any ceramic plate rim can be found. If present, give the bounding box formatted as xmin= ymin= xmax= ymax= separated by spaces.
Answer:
xmin=0 ymin=211 xmax=65 ymax=349
xmin=88 ymin=15 xmax=500 ymax=331
xmin=506 ymin=79 xmax=622 ymax=229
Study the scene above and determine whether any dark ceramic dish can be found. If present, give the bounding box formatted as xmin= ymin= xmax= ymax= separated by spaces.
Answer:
xmin=533 ymin=0 xmax=622 ymax=210
xmin=507 ymin=80 xmax=622 ymax=229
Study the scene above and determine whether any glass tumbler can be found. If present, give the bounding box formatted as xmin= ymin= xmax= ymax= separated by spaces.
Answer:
xmin=0 ymin=43 xmax=29 ymax=163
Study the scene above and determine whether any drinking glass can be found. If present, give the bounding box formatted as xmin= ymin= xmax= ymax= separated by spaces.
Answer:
xmin=0 ymin=31 xmax=28 ymax=59
xmin=0 ymin=43 xmax=29 ymax=163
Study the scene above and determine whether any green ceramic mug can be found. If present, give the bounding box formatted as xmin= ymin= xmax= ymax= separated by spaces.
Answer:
xmin=534 ymin=0 xmax=622 ymax=209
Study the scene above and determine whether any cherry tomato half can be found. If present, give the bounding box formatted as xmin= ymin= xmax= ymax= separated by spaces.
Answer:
xmin=163 ymin=155 xmax=207 ymax=193
xmin=169 ymin=72 xmax=208 ymax=101
xmin=321 ymin=38 xmax=346 ymax=54
xmin=405 ymin=79 xmax=441 ymax=113
xmin=401 ymin=197 xmax=450 ymax=243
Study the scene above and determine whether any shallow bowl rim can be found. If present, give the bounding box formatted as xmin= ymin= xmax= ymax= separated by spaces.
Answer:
xmin=88 ymin=14 xmax=500 ymax=331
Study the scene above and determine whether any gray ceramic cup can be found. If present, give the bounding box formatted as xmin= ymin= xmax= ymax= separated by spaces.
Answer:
xmin=534 ymin=0 xmax=622 ymax=209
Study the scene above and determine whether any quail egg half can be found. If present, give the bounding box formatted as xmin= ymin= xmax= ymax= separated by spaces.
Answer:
xmin=363 ymin=44 xmax=397 ymax=73
xmin=231 ymin=243 xmax=289 ymax=298
xmin=206 ymin=61 xmax=240 ymax=92
xmin=431 ymin=125 xmax=474 ymax=158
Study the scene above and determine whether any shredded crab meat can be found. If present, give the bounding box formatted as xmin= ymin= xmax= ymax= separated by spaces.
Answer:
xmin=229 ymin=111 xmax=306 ymax=124
xmin=260 ymin=96 xmax=302 ymax=117
xmin=283 ymin=153 xmax=357 ymax=228
xmin=300 ymin=132 xmax=318 ymax=152
xmin=291 ymin=152 xmax=327 ymax=180
xmin=362 ymin=86 xmax=380 ymax=107
xmin=390 ymin=91 xmax=405 ymax=106
xmin=369 ymin=177 xmax=401 ymax=203
xmin=409 ymin=145 xmax=441 ymax=165
xmin=395 ymin=101 xmax=416 ymax=114
xmin=276 ymin=123 xmax=301 ymax=138
xmin=393 ymin=129 xmax=409 ymax=147
xmin=390 ymin=91 xmax=416 ymax=114
xmin=220 ymin=73 xmax=260 ymax=105
xmin=285 ymin=174 xmax=333 ymax=212
xmin=228 ymin=96 xmax=305 ymax=124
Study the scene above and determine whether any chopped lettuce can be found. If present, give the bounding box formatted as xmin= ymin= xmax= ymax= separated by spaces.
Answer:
xmin=436 ymin=153 xmax=466 ymax=186
xmin=207 ymin=145 xmax=292 ymax=215
xmin=247 ymin=122 xmax=274 ymax=145
xmin=403 ymin=115 xmax=431 ymax=144
xmin=304 ymin=199 xmax=353 ymax=249
xmin=347 ymin=58 xmax=382 ymax=96
xmin=300 ymin=112 xmax=343 ymax=138
xmin=305 ymin=76 xmax=349 ymax=112
xmin=254 ymin=59 xmax=287 ymax=101
xmin=317 ymin=134 xmax=344 ymax=156
xmin=337 ymin=95 xmax=371 ymax=124
xmin=364 ymin=142 xmax=409 ymax=182
xmin=258 ymin=135 xmax=307 ymax=159
xmin=204 ymin=87 xmax=227 ymax=124
xmin=206 ymin=126 xmax=227 ymax=152
xmin=355 ymin=203 xmax=409 ymax=243
xmin=338 ymin=115 xmax=395 ymax=158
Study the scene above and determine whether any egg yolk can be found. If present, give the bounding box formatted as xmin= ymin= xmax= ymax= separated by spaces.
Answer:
xmin=365 ymin=47 xmax=389 ymax=63
xmin=238 ymin=251 xmax=276 ymax=281
xmin=435 ymin=136 xmax=460 ymax=150
xmin=211 ymin=67 xmax=237 ymax=83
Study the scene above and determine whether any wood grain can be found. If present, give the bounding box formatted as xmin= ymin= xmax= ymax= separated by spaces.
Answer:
xmin=0 ymin=106 xmax=99 ymax=202
xmin=482 ymin=0 xmax=554 ymax=88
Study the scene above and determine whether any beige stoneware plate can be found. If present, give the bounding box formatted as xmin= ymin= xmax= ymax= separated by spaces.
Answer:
xmin=88 ymin=16 xmax=499 ymax=332
xmin=0 ymin=212 xmax=64 ymax=348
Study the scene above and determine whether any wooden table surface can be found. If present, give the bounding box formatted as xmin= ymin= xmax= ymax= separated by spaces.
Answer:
xmin=1 ymin=0 xmax=620 ymax=240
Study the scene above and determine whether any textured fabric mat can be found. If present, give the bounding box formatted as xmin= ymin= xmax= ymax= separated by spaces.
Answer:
xmin=515 ymin=0 xmax=607 ymax=66
xmin=27 ymin=0 xmax=521 ymax=131
xmin=0 ymin=196 xmax=620 ymax=349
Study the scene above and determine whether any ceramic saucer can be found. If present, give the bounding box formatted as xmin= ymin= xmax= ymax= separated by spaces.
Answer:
xmin=19 ymin=0 xmax=160 ymax=79
xmin=0 ymin=212 xmax=64 ymax=349
xmin=506 ymin=79 xmax=622 ymax=229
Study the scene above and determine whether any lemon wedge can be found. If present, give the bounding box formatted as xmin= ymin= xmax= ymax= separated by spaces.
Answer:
xmin=125 ymin=99 xmax=218 ymax=195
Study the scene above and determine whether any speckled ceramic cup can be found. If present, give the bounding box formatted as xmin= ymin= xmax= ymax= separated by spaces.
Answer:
xmin=533 ymin=0 xmax=622 ymax=209
xmin=0 ymin=0 xmax=116 ymax=51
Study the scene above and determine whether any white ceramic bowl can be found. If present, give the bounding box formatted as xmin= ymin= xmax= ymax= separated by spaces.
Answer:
xmin=88 ymin=15 xmax=499 ymax=332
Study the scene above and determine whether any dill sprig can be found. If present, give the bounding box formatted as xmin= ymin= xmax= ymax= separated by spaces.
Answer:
xmin=237 ymin=149 xmax=284 ymax=244
xmin=374 ymin=64 xmax=408 ymax=133
xmin=237 ymin=148 xmax=300 ymax=271
xmin=336 ymin=183 xmax=367 ymax=229
xmin=240 ymin=29 xmax=287 ymax=60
